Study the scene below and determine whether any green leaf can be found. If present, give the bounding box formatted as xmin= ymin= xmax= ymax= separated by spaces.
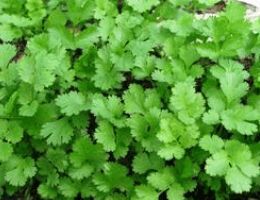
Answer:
xmin=199 ymin=135 xmax=224 ymax=154
xmin=160 ymin=12 xmax=194 ymax=36
xmin=224 ymin=1 xmax=246 ymax=22
xmin=0 ymin=44 xmax=16 ymax=68
xmin=167 ymin=183 xmax=185 ymax=200
xmin=5 ymin=121 xmax=24 ymax=144
xmin=210 ymin=59 xmax=249 ymax=103
xmin=170 ymin=78 xmax=205 ymax=124
xmin=132 ymin=152 xmax=164 ymax=174
xmin=58 ymin=178 xmax=79 ymax=198
xmin=203 ymin=110 xmax=220 ymax=125
xmin=225 ymin=140 xmax=255 ymax=170
xmin=66 ymin=0 xmax=95 ymax=24
xmin=126 ymin=0 xmax=160 ymax=13
xmin=198 ymin=0 xmax=221 ymax=6
xmin=123 ymin=84 xmax=146 ymax=114
xmin=91 ymin=94 xmax=125 ymax=127
xmin=92 ymin=48 xmax=124 ymax=90
xmin=158 ymin=144 xmax=185 ymax=160
xmin=69 ymin=164 xmax=94 ymax=180
xmin=94 ymin=121 xmax=116 ymax=152
xmin=18 ymin=54 xmax=56 ymax=91
xmin=135 ymin=185 xmax=158 ymax=200
xmin=157 ymin=116 xmax=185 ymax=143
xmin=19 ymin=100 xmax=39 ymax=117
xmin=70 ymin=137 xmax=107 ymax=168
xmin=5 ymin=156 xmax=37 ymax=186
xmin=0 ymin=141 xmax=13 ymax=162
xmin=40 ymin=118 xmax=73 ymax=146
xmin=179 ymin=45 xmax=200 ymax=67
xmin=205 ymin=150 xmax=229 ymax=176
xmin=55 ymin=91 xmax=89 ymax=116
xmin=225 ymin=166 xmax=251 ymax=193
xmin=93 ymin=163 xmax=133 ymax=192
xmin=221 ymin=105 xmax=259 ymax=135
xmin=147 ymin=168 xmax=175 ymax=190
xmin=38 ymin=184 xmax=57 ymax=199
xmin=0 ymin=24 xmax=22 ymax=42
xmin=26 ymin=0 xmax=46 ymax=22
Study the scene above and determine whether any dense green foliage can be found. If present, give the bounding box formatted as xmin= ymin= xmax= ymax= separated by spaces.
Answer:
xmin=0 ymin=0 xmax=259 ymax=199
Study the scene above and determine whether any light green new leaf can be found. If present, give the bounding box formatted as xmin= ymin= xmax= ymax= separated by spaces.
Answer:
xmin=56 ymin=91 xmax=88 ymax=116
xmin=225 ymin=166 xmax=252 ymax=193
xmin=211 ymin=59 xmax=249 ymax=103
xmin=225 ymin=140 xmax=259 ymax=177
xmin=157 ymin=116 xmax=185 ymax=143
xmin=126 ymin=0 xmax=160 ymax=13
xmin=170 ymin=78 xmax=205 ymax=124
xmin=221 ymin=105 xmax=259 ymax=135
xmin=199 ymin=135 xmax=224 ymax=154
xmin=205 ymin=150 xmax=229 ymax=176
xmin=158 ymin=144 xmax=185 ymax=160
xmin=203 ymin=110 xmax=220 ymax=125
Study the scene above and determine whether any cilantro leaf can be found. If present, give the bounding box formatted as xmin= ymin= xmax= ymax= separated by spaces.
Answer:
xmin=210 ymin=59 xmax=249 ymax=103
xmin=132 ymin=152 xmax=164 ymax=174
xmin=38 ymin=183 xmax=57 ymax=199
xmin=126 ymin=0 xmax=160 ymax=13
xmin=134 ymin=185 xmax=158 ymax=200
xmin=91 ymin=94 xmax=125 ymax=127
xmin=170 ymin=78 xmax=205 ymax=124
xmin=147 ymin=168 xmax=175 ymax=190
xmin=0 ymin=121 xmax=24 ymax=144
xmin=93 ymin=163 xmax=133 ymax=192
xmin=221 ymin=105 xmax=259 ymax=135
xmin=225 ymin=166 xmax=252 ymax=193
xmin=206 ymin=150 xmax=229 ymax=176
xmin=167 ymin=183 xmax=185 ymax=200
xmin=40 ymin=118 xmax=73 ymax=146
xmin=5 ymin=156 xmax=37 ymax=186
xmin=0 ymin=141 xmax=13 ymax=162
xmin=58 ymin=178 xmax=79 ymax=198
xmin=19 ymin=100 xmax=39 ymax=117
xmin=94 ymin=121 xmax=116 ymax=152
xmin=69 ymin=164 xmax=94 ymax=180
xmin=55 ymin=91 xmax=89 ymax=116
xmin=0 ymin=44 xmax=16 ymax=68
xmin=70 ymin=137 xmax=107 ymax=168
xmin=123 ymin=84 xmax=161 ymax=114
xmin=199 ymin=135 xmax=224 ymax=154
